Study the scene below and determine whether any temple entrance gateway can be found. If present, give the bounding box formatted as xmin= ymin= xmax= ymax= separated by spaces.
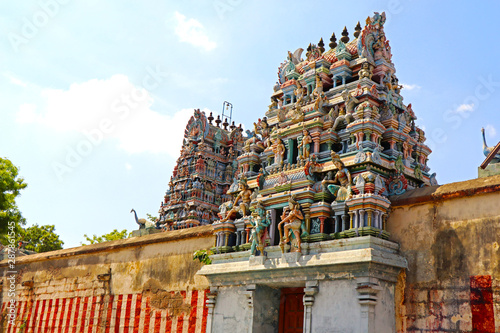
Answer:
xmin=199 ymin=11 xmax=432 ymax=333
xmin=279 ymin=288 xmax=305 ymax=333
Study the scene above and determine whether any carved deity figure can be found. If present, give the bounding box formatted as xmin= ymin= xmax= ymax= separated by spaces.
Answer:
xmin=272 ymin=137 xmax=286 ymax=165
xmin=195 ymin=154 xmax=205 ymax=173
xmin=254 ymin=117 xmax=271 ymax=147
xmin=285 ymin=51 xmax=296 ymax=75
xmin=294 ymin=81 xmax=305 ymax=106
xmin=188 ymin=109 xmax=204 ymax=141
xmin=220 ymin=178 xmax=253 ymax=222
xmin=322 ymin=151 xmax=353 ymax=202
xmin=312 ymin=75 xmax=326 ymax=111
xmin=268 ymin=97 xmax=278 ymax=113
xmin=249 ymin=202 xmax=271 ymax=256
xmin=358 ymin=62 xmax=373 ymax=80
xmin=341 ymin=89 xmax=359 ymax=115
xmin=278 ymin=195 xmax=308 ymax=253
xmin=289 ymin=105 xmax=305 ymax=123
xmin=297 ymin=129 xmax=313 ymax=160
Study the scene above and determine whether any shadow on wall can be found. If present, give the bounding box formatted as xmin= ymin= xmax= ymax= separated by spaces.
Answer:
xmin=431 ymin=229 xmax=469 ymax=280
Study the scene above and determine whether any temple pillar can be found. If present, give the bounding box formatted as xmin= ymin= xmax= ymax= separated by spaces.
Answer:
xmin=302 ymin=204 xmax=311 ymax=234
xmin=356 ymin=278 xmax=381 ymax=333
xmin=287 ymin=138 xmax=294 ymax=164
xmin=359 ymin=209 xmax=365 ymax=228
xmin=367 ymin=210 xmax=373 ymax=227
xmin=372 ymin=211 xmax=380 ymax=229
xmin=303 ymin=280 xmax=319 ymax=333
xmin=342 ymin=214 xmax=349 ymax=231
xmin=312 ymin=136 xmax=320 ymax=154
xmin=319 ymin=217 xmax=326 ymax=234
xmin=205 ymin=287 xmax=218 ymax=333
xmin=269 ymin=209 xmax=277 ymax=245
xmin=349 ymin=211 xmax=359 ymax=229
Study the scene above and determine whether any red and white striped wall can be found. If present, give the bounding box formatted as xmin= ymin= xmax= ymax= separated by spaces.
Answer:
xmin=1 ymin=289 xmax=209 ymax=333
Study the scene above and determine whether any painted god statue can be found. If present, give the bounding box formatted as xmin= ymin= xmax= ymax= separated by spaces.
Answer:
xmin=322 ymin=151 xmax=353 ymax=202
xmin=297 ymin=128 xmax=313 ymax=160
xmin=278 ymin=195 xmax=308 ymax=253
xmin=249 ymin=201 xmax=271 ymax=256
xmin=272 ymin=137 xmax=286 ymax=165
xmin=219 ymin=177 xmax=253 ymax=222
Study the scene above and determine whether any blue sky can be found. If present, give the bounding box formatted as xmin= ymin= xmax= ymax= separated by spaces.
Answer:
xmin=1 ymin=1 xmax=499 ymax=248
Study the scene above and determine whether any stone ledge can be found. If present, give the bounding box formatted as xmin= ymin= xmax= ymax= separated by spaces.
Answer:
xmin=210 ymin=235 xmax=400 ymax=264
xmin=0 ymin=225 xmax=213 ymax=267
xmin=198 ymin=236 xmax=406 ymax=285
xmin=390 ymin=174 xmax=500 ymax=207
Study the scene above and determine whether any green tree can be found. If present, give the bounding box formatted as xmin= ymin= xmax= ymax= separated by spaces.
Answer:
xmin=0 ymin=157 xmax=27 ymax=239
xmin=18 ymin=224 xmax=64 ymax=253
xmin=0 ymin=158 xmax=65 ymax=253
xmin=146 ymin=213 xmax=158 ymax=224
xmin=82 ymin=229 xmax=129 ymax=245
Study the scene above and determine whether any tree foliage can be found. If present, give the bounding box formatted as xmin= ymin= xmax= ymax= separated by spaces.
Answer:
xmin=193 ymin=249 xmax=212 ymax=265
xmin=0 ymin=157 xmax=27 ymax=237
xmin=0 ymin=158 xmax=65 ymax=253
xmin=82 ymin=229 xmax=130 ymax=245
xmin=146 ymin=213 xmax=158 ymax=224
xmin=18 ymin=224 xmax=64 ymax=253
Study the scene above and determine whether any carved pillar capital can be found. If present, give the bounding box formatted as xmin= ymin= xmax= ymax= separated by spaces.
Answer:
xmin=303 ymin=280 xmax=319 ymax=333
xmin=356 ymin=278 xmax=381 ymax=333
xmin=205 ymin=287 xmax=218 ymax=333
xmin=243 ymin=284 xmax=256 ymax=308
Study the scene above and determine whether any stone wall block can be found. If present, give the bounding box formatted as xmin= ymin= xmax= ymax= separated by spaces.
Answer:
xmin=428 ymin=289 xmax=443 ymax=303
xmin=36 ymin=287 xmax=47 ymax=294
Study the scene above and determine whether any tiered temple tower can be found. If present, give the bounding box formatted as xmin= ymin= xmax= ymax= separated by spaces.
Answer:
xmin=211 ymin=11 xmax=434 ymax=252
xmin=158 ymin=109 xmax=244 ymax=230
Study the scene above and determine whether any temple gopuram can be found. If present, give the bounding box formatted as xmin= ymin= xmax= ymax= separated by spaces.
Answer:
xmin=160 ymin=13 xmax=438 ymax=330
xmin=158 ymin=109 xmax=244 ymax=230
xmin=197 ymin=12 xmax=436 ymax=332
xmin=189 ymin=11 xmax=433 ymax=254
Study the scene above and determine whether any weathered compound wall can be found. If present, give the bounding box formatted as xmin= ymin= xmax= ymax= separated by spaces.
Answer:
xmin=1 ymin=176 xmax=500 ymax=333
xmin=389 ymin=175 xmax=500 ymax=332
xmin=0 ymin=225 xmax=214 ymax=333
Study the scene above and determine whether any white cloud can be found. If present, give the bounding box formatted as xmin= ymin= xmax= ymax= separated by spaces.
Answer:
xmin=125 ymin=163 xmax=132 ymax=171
xmin=401 ymin=83 xmax=421 ymax=91
xmin=173 ymin=12 xmax=216 ymax=51
xmin=485 ymin=124 xmax=497 ymax=138
xmin=16 ymin=103 xmax=40 ymax=123
xmin=15 ymin=75 xmax=204 ymax=158
xmin=113 ymin=106 xmax=194 ymax=156
xmin=4 ymin=72 xmax=28 ymax=87
xmin=454 ymin=103 xmax=475 ymax=115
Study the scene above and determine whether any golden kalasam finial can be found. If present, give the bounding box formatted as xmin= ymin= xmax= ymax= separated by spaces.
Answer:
xmin=341 ymin=26 xmax=349 ymax=43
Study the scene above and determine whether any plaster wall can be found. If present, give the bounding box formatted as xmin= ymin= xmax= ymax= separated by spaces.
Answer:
xmin=0 ymin=226 xmax=214 ymax=333
xmin=388 ymin=175 xmax=500 ymax=332
xmin=311 ymin=280 xmax=360 ymax=333
xmin=311 ymin=279 xmax=396 ymax=333
xmin=211 ymin=286 xmax=251 ymax=332
xmin=253 ymin=285 xmax=280 ymax=333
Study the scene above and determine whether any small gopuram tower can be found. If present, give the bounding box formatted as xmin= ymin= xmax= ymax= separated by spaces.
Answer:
xmin=199 ymin=12 xmax=433 ymax=332
xmin=159 ymin=109 xmax=244 ymax=230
